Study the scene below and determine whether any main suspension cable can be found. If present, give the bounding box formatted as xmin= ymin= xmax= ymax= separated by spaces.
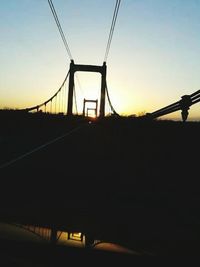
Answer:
xmin=23 ymin=71 xmax=69 ymax=112
xmin=48 ymin=0 xmax=73 ymax=60
xmin=104 ymin=0 xmax=121 ymax=62
xmin=105 ymin=81 xmax=119 ymax=116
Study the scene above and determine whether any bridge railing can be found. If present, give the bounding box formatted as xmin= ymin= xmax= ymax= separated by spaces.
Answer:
xmin=146 ymin=89 xmax=200 ymax=121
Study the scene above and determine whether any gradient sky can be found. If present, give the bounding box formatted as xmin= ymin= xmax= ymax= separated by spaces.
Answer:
xmin=1 ymin=0 xmax=200 ymax=120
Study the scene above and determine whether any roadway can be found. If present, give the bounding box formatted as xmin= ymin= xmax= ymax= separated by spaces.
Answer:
xmin=1 ymin=117 xmax=200 ymax=254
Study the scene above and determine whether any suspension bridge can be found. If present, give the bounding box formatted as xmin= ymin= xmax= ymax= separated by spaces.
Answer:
xmin=10 ymin=0 xmax=199 ymax=121
xmin=21 ymin=60 xmax=119 ymax=118
xmin=17 ymin=0 xmax=120 ymax=119
xmin=1 ymin=0 xmax=200 ymax=257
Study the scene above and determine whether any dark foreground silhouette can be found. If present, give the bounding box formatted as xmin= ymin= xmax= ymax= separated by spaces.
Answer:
xmin=1 ymin=110 xmax=200 ymax=262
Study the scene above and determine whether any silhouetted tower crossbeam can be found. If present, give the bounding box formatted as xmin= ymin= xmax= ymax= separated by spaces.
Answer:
xmin=67 ymin=60 xmax=107 ymax=117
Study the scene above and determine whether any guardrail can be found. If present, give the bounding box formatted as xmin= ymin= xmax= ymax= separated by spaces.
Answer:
xmin=146 ymin=90 xmax=200 ymax=121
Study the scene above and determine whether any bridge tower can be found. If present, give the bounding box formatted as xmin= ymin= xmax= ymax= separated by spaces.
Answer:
xmin=67 ymin=60 xmax=107 ymax=117
xmin=83 ymin=99 xmax=98 ymax=117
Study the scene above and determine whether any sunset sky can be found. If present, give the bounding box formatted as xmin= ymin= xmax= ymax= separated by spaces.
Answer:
xmin=1 ymin=0 xmax=200 ymax=120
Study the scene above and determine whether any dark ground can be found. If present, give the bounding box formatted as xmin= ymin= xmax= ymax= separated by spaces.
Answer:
xmin=0 ymin=110 xmax=200 ymax=261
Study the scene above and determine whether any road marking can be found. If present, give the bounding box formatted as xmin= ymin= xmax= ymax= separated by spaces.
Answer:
xmin=0 ymin=124 xmax=85 ymax=169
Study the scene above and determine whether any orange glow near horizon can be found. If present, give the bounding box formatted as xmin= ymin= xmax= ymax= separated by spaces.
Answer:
xmin=1 ymin=61 xmax=200 ymax=120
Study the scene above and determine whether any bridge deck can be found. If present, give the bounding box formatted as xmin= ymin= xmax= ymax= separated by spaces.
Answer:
xmin=1 ymin=115 xmax=200 ymax=255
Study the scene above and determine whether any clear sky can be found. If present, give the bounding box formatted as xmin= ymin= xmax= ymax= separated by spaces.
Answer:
xmin=1 ymin=0 xmax=200 ymax=120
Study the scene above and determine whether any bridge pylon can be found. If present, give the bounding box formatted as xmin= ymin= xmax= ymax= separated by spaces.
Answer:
xmin=67 ymin=60 xmax=107 ymax=117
